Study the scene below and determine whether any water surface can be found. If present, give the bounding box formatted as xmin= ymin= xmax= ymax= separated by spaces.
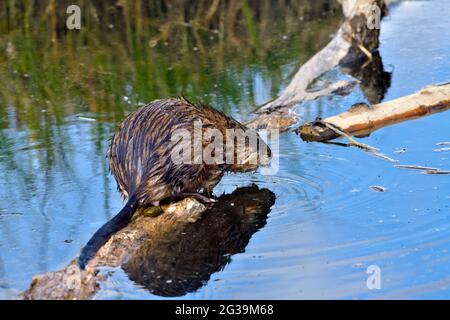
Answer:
xmin=0 ymin=0 xmax=449 ymax=299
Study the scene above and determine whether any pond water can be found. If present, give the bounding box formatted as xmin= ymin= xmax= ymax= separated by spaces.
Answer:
xmin=0 ymin=0 xmax=449 ymax=299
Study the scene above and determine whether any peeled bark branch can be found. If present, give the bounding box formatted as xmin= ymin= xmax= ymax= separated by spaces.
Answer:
xmin=255 ymin=0 xmax=387 ymax=115
xmin=298 ymin=83 xmax=450 ymax=142
xmin=246 ymin=0 xmax=391 ymax=132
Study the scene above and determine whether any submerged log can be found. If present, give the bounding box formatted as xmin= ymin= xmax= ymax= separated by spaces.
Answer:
xmin=298 ymin=83 xmax=450 ymax=142
xmin=21 ymin=185 xmax=275 ymax=300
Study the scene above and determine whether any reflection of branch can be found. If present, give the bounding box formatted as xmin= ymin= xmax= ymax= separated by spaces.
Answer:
xmin=249 ymin=0 xmax=389 ymax=131
xmin=204 ymin=0 xmax=221 ymax=25
xmin=21 ymin=185 xmax=275 ymax=300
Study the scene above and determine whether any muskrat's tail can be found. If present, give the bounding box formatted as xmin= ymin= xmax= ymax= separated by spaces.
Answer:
xmin=78 ymin=195 xmax=138 ymax=269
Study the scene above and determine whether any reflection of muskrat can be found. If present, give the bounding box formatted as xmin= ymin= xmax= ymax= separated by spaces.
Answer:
xmin=78 ymin=98 xmax=271 ymax=269
xmin=123 ymin=185 xmax=276 ymax=297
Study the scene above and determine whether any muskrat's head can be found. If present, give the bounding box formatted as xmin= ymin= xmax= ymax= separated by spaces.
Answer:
xmin=227 ymin=129 xmax=272 ymax=173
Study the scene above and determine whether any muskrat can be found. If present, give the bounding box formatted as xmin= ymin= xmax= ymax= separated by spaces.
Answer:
xmin=78 ymin=97 xmax=271 ymax=269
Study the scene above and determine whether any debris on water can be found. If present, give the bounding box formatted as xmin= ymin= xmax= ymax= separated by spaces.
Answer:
xmin=424 ymin=169 xmax=450 ymax=175
xmin=394 ymin=148 xmax=407 ymax=154
xmin=395 ymin=164 xmax=439 ymax=171
xmin=370 ymin=151 xmax=398 ymax=162
xmin=370 ymin=185 xmax=387 ymax=192
xmin=433 ymin=147 xmax=450 ymax=152
xmin=395 ymin=164 xmax=450 ymax=175
xmin=64 ymin=239 xmax=73 ymax=244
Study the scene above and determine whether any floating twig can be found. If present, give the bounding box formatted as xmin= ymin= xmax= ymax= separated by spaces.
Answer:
xmin=394 ymin=164 xmax=450 ymax=175
xmin=395 ymin=164 xmax=440 ymax=171
xmin=434 ymin=147 xmax=450 ymax=152
xmin=316 ymin=120 xmax=379 ymax=152
xmin=424 ymin=170 xmax=450 ymax=175
xmin=369 ymin=151 xmax=398 ymax=163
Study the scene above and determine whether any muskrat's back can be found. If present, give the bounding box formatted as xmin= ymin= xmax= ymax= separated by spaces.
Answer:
xmin=107 ymin=98 xmax=248 ymax=206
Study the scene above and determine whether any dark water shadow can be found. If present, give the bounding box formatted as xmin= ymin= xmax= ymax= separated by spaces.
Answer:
xmin=348 ymin=50 xmax=392 ymax=104
xmin=122 ymin=185 xmax=276 ymax=297
xmin=336 ymin=3 xmax=392 ymax=105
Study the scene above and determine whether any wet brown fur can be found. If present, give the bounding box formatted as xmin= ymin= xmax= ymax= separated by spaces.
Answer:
xmin=107 ymin=97 xmax=264 ymax=207
xmin=78 ymin=97 xmax=269 ymax=268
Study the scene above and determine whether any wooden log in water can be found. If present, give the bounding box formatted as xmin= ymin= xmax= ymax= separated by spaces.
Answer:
xmin=20 ymin=186 xmax=275 ymax=300
xmin=298 ymin=83 xmax=450 ymax=142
